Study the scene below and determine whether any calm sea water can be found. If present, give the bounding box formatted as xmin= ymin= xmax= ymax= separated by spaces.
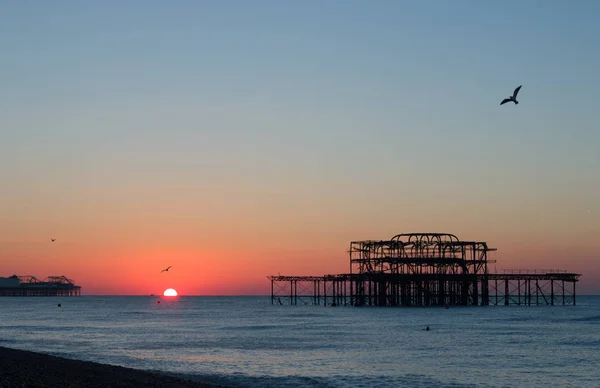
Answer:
xmin=1 ymin=296 xmax=599 ymax=387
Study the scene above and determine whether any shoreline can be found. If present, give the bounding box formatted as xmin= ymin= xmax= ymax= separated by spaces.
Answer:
xmin=0 ymin=346 xmax=224 ymax=388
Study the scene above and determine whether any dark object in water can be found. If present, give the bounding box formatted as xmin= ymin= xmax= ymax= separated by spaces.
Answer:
xmin=425 ymin=326 xmax=430 ymax=331
xmin=57 ymin=303 xmax=61 ymax=307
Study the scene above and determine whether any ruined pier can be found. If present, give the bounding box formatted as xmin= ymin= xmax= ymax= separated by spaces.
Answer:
xmin=0 ymin=275 xmax=81 ymax=296
xmin=269 ymin=233 xmax=580 ymax=307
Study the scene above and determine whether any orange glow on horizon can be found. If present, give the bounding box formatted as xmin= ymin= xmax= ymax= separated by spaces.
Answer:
xmin=1 ymin=223 xmax=598 ymax=295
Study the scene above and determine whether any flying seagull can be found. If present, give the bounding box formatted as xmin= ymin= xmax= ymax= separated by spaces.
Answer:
xmin=51 ymin=238 xmax=56 ymax=242
xmin=161 ymin=266 xmax=172 ymax=273
xmin=501 ymin=85 xmax=522 ymax=105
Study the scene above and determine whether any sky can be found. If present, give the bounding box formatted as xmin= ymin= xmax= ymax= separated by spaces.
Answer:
xmin=1 ymin=1 xmax=598 ymax=295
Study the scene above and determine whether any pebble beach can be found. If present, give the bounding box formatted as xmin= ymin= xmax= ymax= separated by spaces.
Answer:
xmin=0 ymin=346 xmax=221 ymax=388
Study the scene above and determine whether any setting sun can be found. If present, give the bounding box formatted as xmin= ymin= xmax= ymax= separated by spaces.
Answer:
xmin=163 ymin=288 xmax=178 ymax=296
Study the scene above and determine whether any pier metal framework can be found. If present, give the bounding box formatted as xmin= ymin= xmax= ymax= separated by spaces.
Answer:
xmin=268 ymin=233 xmax=581 ymax=307
xmin=488 ymin=271 xmax=579 ymax=306
xmin=0 ymin=275 xmax=81 ymax=296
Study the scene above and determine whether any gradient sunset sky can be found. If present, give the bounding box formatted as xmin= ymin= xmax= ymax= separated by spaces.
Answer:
xmin=1 ymin=1 xmax=598 ymax=295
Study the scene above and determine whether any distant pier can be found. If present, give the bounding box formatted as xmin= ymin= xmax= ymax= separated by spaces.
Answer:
xmin=0 ymin=275 xmax=81 ymax=296
xmin=269 ymin=233 xmax=580 ymax=307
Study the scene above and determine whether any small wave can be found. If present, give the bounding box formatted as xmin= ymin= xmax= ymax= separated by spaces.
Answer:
xmin=164 ymin=372 xmax=481 ymax=388
xmin=120 ymin=311 xmax=152 ymax=316
xmin=219 ymin=325 xmax=276 ymax=331
xmin=571 ymin=315 xmax=600 ymax=322
xmin=495 ymin=315 xmax=543 ymax=323
xmin=556 ymin=339 xmax=600 ymax=347
xmin=285 ymin=312 xmax=329 ymax=319
xmin=0 ymin=325 xmax=76 ymax=332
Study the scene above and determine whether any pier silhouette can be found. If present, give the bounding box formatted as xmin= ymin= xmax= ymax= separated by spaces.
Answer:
xmin=269 ymin=233 xmax=580 ymax=307
xmin=0 ymin=275 xmax=81 ymax=296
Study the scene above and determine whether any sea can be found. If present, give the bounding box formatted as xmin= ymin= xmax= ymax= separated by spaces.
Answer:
xmin=1 ymin=296 xmax=599 ymax=387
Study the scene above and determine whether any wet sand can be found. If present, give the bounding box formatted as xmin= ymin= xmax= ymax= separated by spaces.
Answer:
xmin=0 ymin=346 xmax=223 ymax=388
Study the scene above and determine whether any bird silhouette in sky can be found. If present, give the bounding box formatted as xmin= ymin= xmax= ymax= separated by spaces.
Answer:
xmin=51 ymin=238 xmax=56 ymax=242
xmin=161 ymin=266 xmax=172 ymax=273
xmin=500 ymin=85 xmax=522 ymax=105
